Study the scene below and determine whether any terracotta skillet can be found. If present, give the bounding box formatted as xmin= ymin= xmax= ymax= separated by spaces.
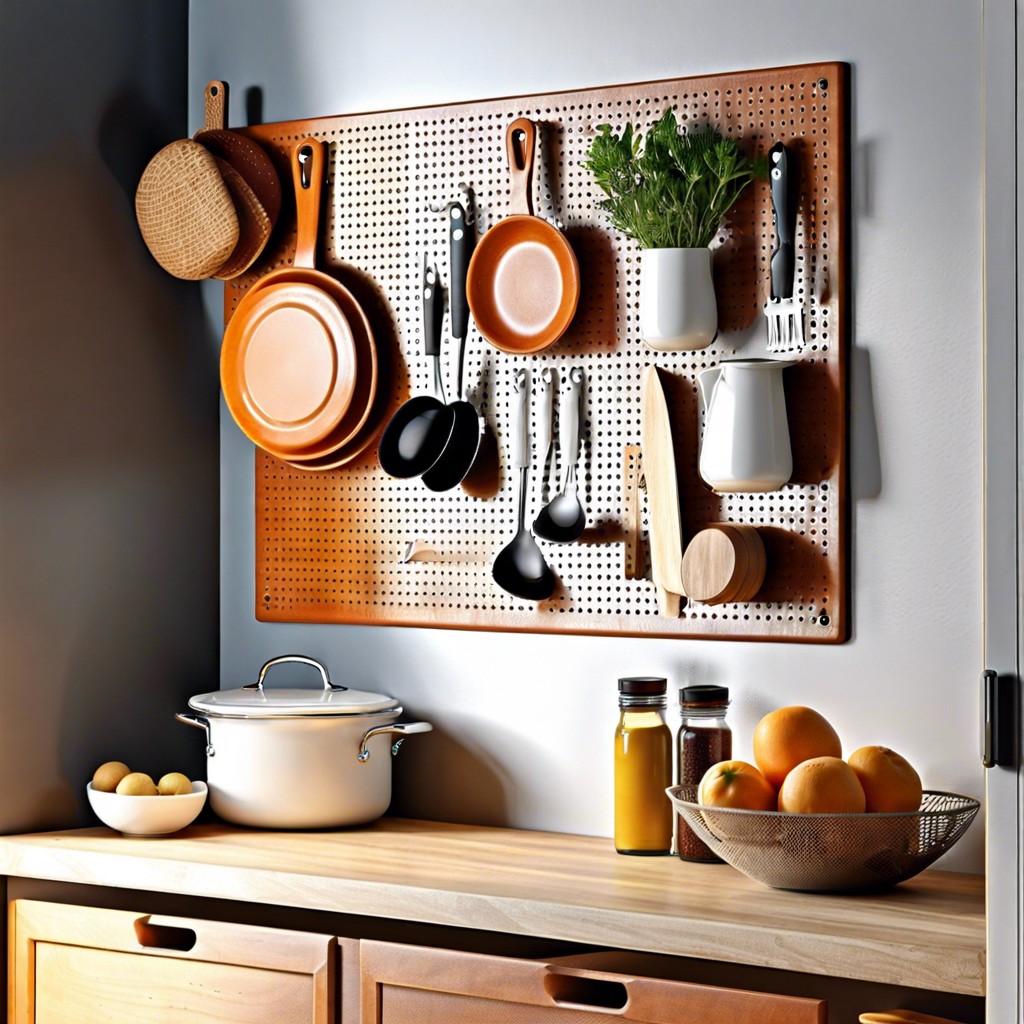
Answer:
xmin=195 ymin=81 xmax=281 ymax=227
xmin=467 ymin=118 xmax=580 ymax=354
xmin=220 ymin=138 xmax=376 ymax=457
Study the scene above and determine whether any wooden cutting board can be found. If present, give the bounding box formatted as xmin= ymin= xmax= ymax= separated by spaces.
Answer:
xmin=640 ymin=366 xmax=685 ymax=616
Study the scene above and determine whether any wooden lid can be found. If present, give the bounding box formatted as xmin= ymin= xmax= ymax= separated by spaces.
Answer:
xmin=681 ymin=524 xmax=766 ymax=604
xmin=681 ymin=526 xmax=744 ymax=603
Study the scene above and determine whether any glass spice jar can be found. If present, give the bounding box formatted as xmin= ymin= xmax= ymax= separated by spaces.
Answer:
xmin=614 ymin=676 xmax=673 ymax=855
xmin=676 ymin=684 xmax=732 ymax=862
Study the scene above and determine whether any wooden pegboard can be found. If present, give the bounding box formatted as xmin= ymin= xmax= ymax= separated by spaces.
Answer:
xmin=230 ymin=61 xmax=849 ymax=642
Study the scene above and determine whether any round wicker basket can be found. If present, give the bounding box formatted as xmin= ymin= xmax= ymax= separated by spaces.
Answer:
xmin=666 ymin=786 xmax=980 ymax=892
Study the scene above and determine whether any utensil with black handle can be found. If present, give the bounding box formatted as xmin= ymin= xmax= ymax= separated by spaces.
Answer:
xmin=764 ymin=141 xmax=805 ymax=351
xmin=422 ymin=195 xmax=485 ymax=491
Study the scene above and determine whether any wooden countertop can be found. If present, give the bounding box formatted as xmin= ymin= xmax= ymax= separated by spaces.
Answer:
xmin=0 ymin=817 xmax=984 ymax=996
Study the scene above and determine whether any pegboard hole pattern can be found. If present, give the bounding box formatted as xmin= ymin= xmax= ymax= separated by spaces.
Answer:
xmin=233 ymin=63 xmax=847 ymax=642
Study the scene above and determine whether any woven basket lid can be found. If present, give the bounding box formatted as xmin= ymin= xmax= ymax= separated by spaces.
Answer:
xmin=211 ymin=157 xmax=271 ymax=280
xmin=135 ymin=138 xmax=239 ymax=281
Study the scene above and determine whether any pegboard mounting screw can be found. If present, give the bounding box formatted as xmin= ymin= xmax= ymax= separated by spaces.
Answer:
xmin=816 ymin=78 xmax=828 ymax=92
xmin=814 ymin=610 xmax=831 ymax=627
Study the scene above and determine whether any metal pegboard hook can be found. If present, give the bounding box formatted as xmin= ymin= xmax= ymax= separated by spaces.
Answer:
xmin=428 ymin=182 xmax=476 ymax=226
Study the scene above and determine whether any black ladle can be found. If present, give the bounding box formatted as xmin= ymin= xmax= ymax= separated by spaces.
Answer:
xmin=534 ymin=366 xmax=586 ymax=542
xmin=423 ymin=194 xmax=484 ymax=491
xmin=378 ymin=257 xmax=455 ymax=478
xmin=492 ymin=370 xmax=555 ymax=601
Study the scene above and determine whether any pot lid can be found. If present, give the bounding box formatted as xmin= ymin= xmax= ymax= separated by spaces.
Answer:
xmin=187 ymin=655 xmax=401 ymax=718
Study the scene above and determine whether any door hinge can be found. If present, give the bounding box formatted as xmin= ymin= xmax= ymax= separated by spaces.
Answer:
xmin=981 ymin=668 xmax=1017 ymax=768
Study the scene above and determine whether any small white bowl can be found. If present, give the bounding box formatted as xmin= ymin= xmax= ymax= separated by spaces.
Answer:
xmin=86 ymin=781 xmax=207 ymax=836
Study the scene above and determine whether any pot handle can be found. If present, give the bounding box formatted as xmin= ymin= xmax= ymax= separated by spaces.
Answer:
xmin=244 ymin=654 xmax=346 ymax=693
xmin=175 ymin=712 xmax=215 ymax=757
xmin=357 ymin=721 xmax=433 ymax=762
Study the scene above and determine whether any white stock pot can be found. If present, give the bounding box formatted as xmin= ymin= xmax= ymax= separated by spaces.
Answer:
xmin=176 ymin=655 xmax=432 ymax=828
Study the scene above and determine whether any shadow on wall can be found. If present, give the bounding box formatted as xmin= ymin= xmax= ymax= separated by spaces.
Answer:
xmin=388 ymin=722 xmax=510 ymax=827
xmin=0 ymin=0 xmax=219 ymax=832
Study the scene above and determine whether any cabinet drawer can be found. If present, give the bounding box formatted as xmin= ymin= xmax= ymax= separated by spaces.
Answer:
xmin=360 ymin=940 xmax=827 ymax=1024
xmin=9 ymin=899 xmax=337 ymax=1024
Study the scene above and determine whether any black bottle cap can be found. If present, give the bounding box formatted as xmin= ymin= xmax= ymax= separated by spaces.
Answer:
xmin=618 ymin=676 xmax=668 ymax=696
xmin=679 ymin=684 xmax=729 ymax=704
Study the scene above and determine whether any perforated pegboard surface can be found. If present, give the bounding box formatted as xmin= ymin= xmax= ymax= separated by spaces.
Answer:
xmin=229 ymin=62 xmax=849 ymax=642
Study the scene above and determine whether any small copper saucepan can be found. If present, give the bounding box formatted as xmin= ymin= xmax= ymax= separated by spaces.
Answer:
xmin=467 ymin=118 xmax=579 ymax=354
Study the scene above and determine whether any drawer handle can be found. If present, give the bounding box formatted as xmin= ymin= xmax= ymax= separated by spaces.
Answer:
xmin=134 ymin=916 xmax=197 ymax=952
xmin=544 ymin=972 xmax=629 ymax=1012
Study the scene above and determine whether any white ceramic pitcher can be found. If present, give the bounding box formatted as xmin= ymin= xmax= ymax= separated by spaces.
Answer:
xmin=697 ymin=358 xmax=795 ymax=492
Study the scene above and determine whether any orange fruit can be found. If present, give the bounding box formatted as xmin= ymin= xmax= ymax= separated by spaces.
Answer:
xmin=848 ymin=745 xmax=922 ymax=812
xmin=752 ymin=705 xmax=843 ymax=789
xmin=778 ymin=756 xmax=866 ymax=813
xmin=698 ymin=760 xmax=777 ymax=811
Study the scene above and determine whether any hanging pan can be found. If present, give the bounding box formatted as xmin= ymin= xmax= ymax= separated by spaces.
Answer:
xmin=421 ymin=194 xmax=485 ymax=492
xmin=377 ymin=258 xmax=454 ymax=479
xmin=194 ymin=80 xmax=281 ymax=280
xmin=467 ymin=118 xmax=579 ymax=354
xmin=194 ymin=81 xmax=281 ymax=228
xmin=220 ymin=138 xmax=377 ymax=458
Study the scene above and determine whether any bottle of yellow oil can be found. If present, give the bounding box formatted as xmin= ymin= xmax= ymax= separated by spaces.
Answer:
xmin=614 ymin=676 xmax=673 ymax=855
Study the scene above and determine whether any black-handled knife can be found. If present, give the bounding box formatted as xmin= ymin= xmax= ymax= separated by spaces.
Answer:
xmin=768 ymin=141 xmax=797 ymax=302
xmin=448 ymin=197 xmax=474 ymax=343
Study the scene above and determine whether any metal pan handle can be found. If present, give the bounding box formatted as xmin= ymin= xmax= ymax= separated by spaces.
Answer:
xmin=175 ymin=712 xmax=214 ymax=757
xmin=357 ymin=721 xmax=433 ymax=762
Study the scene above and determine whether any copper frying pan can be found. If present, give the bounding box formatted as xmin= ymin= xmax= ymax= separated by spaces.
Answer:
xmin=467 ymin=118 xmax=580 ymax=354
xmin=220 ymin=138 xmax=375 ymax=456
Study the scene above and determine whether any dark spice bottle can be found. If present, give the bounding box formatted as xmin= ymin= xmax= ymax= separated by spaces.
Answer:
xmin=676 ymin=684 xmax=731 ymax=862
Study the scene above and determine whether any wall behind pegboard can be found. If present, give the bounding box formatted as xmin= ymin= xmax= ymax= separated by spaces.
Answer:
xmin=227 ymin=61 xmax=848 ymax=642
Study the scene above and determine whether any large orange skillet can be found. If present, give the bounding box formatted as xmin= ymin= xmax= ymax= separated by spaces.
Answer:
xmin=467 ymin=118 xmax=580 ymax=354
xmin=220 ymin=138 xmax=377 ymax=460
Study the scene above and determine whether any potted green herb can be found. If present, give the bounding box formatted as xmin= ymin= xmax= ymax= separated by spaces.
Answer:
xmin=584 ymin=108 xmax=760 ymax=350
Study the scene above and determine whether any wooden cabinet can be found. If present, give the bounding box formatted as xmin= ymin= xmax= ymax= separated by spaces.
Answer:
xmin=8 ymin=900 xmax=337 ymax=1024
xmin=0 ymin=822 xmax=987 ymax=1021
xmin=358 ymin=940 xmax=828 ymax=1024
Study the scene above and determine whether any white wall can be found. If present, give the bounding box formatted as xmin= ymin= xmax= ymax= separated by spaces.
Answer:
xmin=194 ymin=0 xmax=985 ymax=870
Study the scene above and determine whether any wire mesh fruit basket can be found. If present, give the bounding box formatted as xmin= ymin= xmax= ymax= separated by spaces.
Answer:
xmin=666 ymin=786 xmax=980 ymax=892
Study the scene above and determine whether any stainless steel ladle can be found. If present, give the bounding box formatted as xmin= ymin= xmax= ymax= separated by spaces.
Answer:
xmin=534 ymin=366 xmax=586 ymax=543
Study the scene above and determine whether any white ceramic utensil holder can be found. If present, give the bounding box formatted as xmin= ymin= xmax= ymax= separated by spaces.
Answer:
xmin=639 ymin=247 xmax=718 ymax=351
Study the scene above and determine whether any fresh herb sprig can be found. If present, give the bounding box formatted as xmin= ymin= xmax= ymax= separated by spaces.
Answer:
xmin=583 ymin=108 xmax=761 ymax=250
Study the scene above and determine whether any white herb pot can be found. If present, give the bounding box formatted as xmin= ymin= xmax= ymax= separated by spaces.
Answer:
xmin=639 ymin=247 xmax=717 ymax=351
